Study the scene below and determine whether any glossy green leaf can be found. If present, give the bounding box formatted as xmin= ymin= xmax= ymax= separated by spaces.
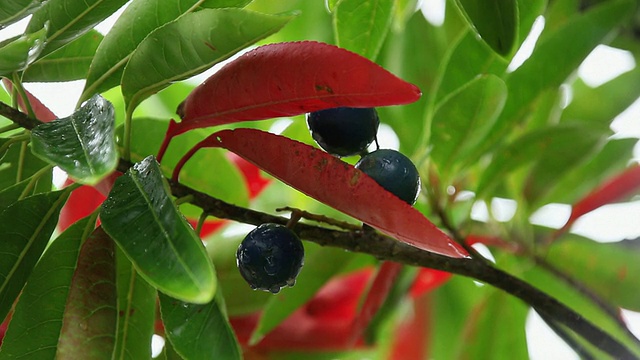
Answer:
xmin=430 ymin=75 xmax=507 ymax=180
xmin=198 ymin=0 xmax=252 ymax=8
xmin=490 ymin=0 xmax=635 ymax=144
xmin=540 ymin=138 xmax=637 ymax=206
xmin=159 ymin=291 xmax=241 ymax=360
xmin=0 ymin=139 xmax=52 ymax=194
xmin=546 ymin=235 xmax=640 ymax=311
xmin=0 ymin=217 xmax=93 ymax=359
xmin=81 ymin=0 xmax=246 ymax=102
xmin=326 ymin=0 xmax=339 ymax=12
xmin=250 ymin=246 xmax=354 ymax=344
xmin=455 ymin=0 xmax=517 ymax=56
xmin=120 ymin=117 xmax=248 ymax=216
xmin=455 ymin=290 xmax=529 ymax=359
xmin=391 ymin=0 xmax=419 ymax=31
xmin=334 ymin=0 xmax=394 ymax=60
xmin=22 ymin=30 xmax=103 ymax=82
xmin=113 ymin=248 xmax=156 ymax=360
xmin=31 ymin=94 xmax=118 ymax=185
xmin=100 ymin=155 xmax=216 ymax=303
xmin=121 ymin=8 xmax=294 ymax=114
xmin=25 ymin=0 xmax=128 ymax=56
xmin=0 ymin=26 xmax=47 ymax=75
xmin=56 ymin=227 xmax=118 ymax=358
xmin=516 ymin=0 xmax=547 ymax=51
xmin=476 ymin=124 xmax=602 ymax=197
xmin=0 ymin=189 xmax=69 ymax=324
xmin=0 ymin=0 xmax=44 ymax=28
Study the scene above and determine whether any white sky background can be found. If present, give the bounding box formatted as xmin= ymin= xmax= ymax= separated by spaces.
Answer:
xmin=2 ymin=1 xmax=640 ymax=358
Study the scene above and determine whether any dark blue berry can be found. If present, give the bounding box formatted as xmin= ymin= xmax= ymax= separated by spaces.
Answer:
xmin=307 ymin=107 xmax=379 ymax=157
xmin=236 ymin=223 xmax=304 ymax=294
xmin=355 ymin=149 xmax=421 ymax=205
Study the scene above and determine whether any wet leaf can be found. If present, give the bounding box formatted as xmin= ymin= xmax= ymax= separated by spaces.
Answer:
xmin=100 ymin=156 xmax=216 ymax=303
xmin=22 ymin=30 xmax=103 ymax=82
xmin=31 ymin=94 xmax=118 ymax=185
xmin=193 ymin=128 xmax=467 ymax=258
xmin=0 ymin=26 xmax=47 ymax=75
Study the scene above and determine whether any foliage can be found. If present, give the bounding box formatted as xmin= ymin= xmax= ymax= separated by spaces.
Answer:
xmin=0 ymin=0 xmax=639 ymax=359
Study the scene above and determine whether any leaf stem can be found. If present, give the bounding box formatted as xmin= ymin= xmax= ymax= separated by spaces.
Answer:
xmin=11 ymin=73 xmax=35 ymax=119
xmin=195 ymin=211 xmax=208 ymax=236
xmin=0 ymin=133 xmax=30 ymax=156
xmin=123 ymin=106 xmax=134 ymax=161
xmin=19 ymin=165 xmax=53 ymax=200
xmin=0 ymin=123 xmax=19 ymax=135
xmin=16 ymin=136 xmax=28 ymax=182
xmin=174 ymin=194 xmax=195 ymax=206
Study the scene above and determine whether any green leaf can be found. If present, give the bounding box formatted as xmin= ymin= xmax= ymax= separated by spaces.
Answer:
xmin=391 ymin=0 xmax=419 ymax=31
xmin=113 ymin=248 xmax=157 ymax=360
xmin=561 ymin=65 xmax=640 ymax=128
xmin=0 ymin=217 xmax=93 ymax=359
xmin=81 ymin=0 xmax=244 ymax=102
xmin=25 ymin=0 xmax=128 ymax=57
xmin=250 ymin=246 xmax=353 ymax=344
xmin=31 ymin=94 xmax=117 ymax=185
xmin=0 ymin=189 xmax=70 ymax=324
xmin=454 ymin=0 xmax=518 ymax=56
xmin=120 ymin=117 xmax=248 ymax=217
xmin=121 ymin=8 xmax=295 ymax=114
xmin=455 ymin=290 xmax=529 ymax=359
xmin=0 ymin=26 xmax=47 ymax=75
xmin=22 ymin=30 xmax=103 ymax=82
xmin=100 ymin=155 xmax=216 ymax=303
xmin=490 ymin=0 xmax=635 ymax=143
xmin=159 ymin=291 xmax=241 ymax=360
xmin=433 ymin=30 xmax=508 ymax=105
xmin=476 ymin=124 xmax=602 ymax=198
xmin=539 ymin=138 xmax=637 ymax=206
xmin=56 ymin=227 xmax=118 ymax=358
xmin=546 ymin=235 xmax=640 ymax=311
xmin=0 ymin=139 xmax=52 ymax=194
xmin=334 ymin=0 xmax=394 ymax=60
xmin=198 ymin=0 xmax=252 ymax=8
xmin=0 ymin=178 xmax=31 ymax=213
xmin=326 ymin=0 xmax=339 ymax=12
xmin=0 ymin=0 xmax=44 ymax=28
xmin=430 ymin=75 xmax=507 ymax=180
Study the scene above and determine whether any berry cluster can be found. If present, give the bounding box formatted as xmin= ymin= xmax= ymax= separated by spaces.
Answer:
xmin=236 ymin=107 xmax=420 ymax=293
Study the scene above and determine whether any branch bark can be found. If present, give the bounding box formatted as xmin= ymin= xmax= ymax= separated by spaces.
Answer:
xmin=2 ymin=100 xmax=639 ymax=359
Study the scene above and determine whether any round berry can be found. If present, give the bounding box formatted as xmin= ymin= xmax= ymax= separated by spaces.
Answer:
xmin=236 ymin=223 xmax=304 ymax=294
xmin=355 ymin=149 xmax=421 ymax=205
xmin=307 ymin=107 xmax=379 ymax=157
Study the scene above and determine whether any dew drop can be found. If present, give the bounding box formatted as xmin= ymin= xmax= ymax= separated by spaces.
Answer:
xmin=286 ymin=278 xmax=296 ymax=287
xmin=269 ymin=286 xmax=281 ymax=294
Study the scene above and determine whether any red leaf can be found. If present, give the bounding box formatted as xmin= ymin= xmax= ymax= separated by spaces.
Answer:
xmin=348 ymin=262 xmax=403 ymax=344
xmin=559 ymin=164 xmax=640 ymax=234
xmin=174 ymin=41 xmax=421 ymax=135
xmin=58 ymin=182 xmax=106 ymax=232
xmin=390 ymin=295 xmax=431 ymax=360
xmin=408 ymin=268 xmax=451 ymax=298
xmin=193 ymin=128 xmax=468 ymax=258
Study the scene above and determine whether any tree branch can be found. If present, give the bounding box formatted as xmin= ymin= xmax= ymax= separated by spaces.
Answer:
xmin=3 ymin=100 xmax=639 ymax=359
